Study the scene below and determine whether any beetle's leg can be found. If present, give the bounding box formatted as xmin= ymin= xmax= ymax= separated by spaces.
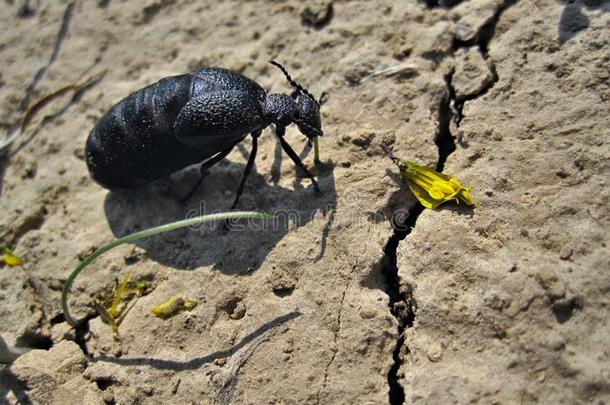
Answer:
xmin=181 ymin=146 xmax=233 ymax=204
xmin=275 ymin=126 xmax=321 ymax=193
xmin=230 ymin=130 xmax=262 ymax=210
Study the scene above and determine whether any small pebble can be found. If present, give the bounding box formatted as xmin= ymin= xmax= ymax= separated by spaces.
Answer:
xmin=427 ymin=342 xmax=442 ymax=362
xmin=559 ymin=246 xmax=572 ymax=260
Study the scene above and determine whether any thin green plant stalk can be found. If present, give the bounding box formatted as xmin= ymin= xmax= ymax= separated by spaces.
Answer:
xmin=62 ymin=211 xmax=272 ymax=326
xmin=313 ymin=136 xmax=320 ymax=163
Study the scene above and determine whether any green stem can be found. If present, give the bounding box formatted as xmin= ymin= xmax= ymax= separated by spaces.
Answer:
xmin=62 ymin=211 xmax=272 ymax=326
xmin=313 ymin=137 xmax=320 ymax=163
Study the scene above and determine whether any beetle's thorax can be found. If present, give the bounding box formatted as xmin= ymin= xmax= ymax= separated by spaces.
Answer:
xmin=264 ymin=93 xmax=299 ymax=127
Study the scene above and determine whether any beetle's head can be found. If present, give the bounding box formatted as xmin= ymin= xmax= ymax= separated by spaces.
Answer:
xmin=269 ymin=61 xmax=323 ymax=143
xmin=295 ymin=93 xmax=322 ymax=140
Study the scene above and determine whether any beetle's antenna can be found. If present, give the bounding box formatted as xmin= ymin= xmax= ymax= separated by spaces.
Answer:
xmin=269 ymin=60 xmax=319 ymax=107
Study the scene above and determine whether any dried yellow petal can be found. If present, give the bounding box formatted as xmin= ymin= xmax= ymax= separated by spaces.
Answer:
xmin=93 ymin=272 xmax=147 ymax=335
xmin=382 ymin=146 xmax=474 ymax=210
xmin=1 ymin=245 xmax=22 ymax=267
xmin=152 ymin=295 xmax=197 ymax=320
xmin=108 ymin=272 xmax=132 ymax=319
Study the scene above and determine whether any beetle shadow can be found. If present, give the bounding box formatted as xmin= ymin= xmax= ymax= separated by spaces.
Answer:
xmin=558 ymin=0 xmax=608 ymax=44
xmin=269 ymin=137 xmax=311 ymax=186
xmin=0 ymin=368 xmax=33 ymax=405
xmin=103 ymin=158 xmax=336 ymax=275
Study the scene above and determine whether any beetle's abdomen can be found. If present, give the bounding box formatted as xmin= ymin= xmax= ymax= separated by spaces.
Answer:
xmin=85 ymin=74 xmax=218 ymax=190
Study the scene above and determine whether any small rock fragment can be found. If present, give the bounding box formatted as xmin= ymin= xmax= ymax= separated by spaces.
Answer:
xmin=50 ymin=322 xmax=75 ymax=344
xmin=484 ymin=291 xmax=512 ymax=311
xmin=230 ymin=300 xmax=247 ymax=320
xmin=449 ymin=0 xmax=502 ymax=42
xmin=216 ymin=292 xmax=246 ymax=320
xmin=559 ymin=246 xmax=572 ymax=260
xmin=427 ymin=342 xmax=443 ymax=362
xmin=452 ymin=47 xmax=494 ymax=100
xmin=359 ymin=306 xmax=377 ymax=319
xmin=300 ymin=0 xmax=333 ymax=28
xmin=102 ymin=391 xmax=115 ymax=404
xmin=11 ymin=341 xmax=104 ymax=402
xmin=414 ymin=21 xmax=453 ymax=58
xmin=268 ymin=267 xmax=297 ymax=297
xmin=124 ymin=246 xmax=146 ymax=265
xmin=344 ymin=61 xmax=375 ymax=85
xmin=536 ymin=269 xmax=566 ymax=300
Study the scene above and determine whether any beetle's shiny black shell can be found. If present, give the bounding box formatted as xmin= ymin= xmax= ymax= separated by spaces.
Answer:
xmin=85 ymin=68 xmax=266 ymax=190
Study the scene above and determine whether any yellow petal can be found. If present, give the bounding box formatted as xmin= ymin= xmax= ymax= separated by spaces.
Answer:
xmin=108 ymin=272 xmax=132 ymax=319
xmin=405 ymin=179 xmax=441 ymax=209
xmin=1 ymin=246 xmax=22 ymax=267
xmin=152 ymin=295 xmax=197 ymax=320
xmin=431 ymin=180 xmax=459 ymax=197
xmin=394 ymin=158 xmax=475 ymax=209
xmin=428 ymin=187 xmax=445 ymax=200
xmin=449 ymin=178 xmax=462 ymax=189
xmin=402 ymin=164 xmax=434 ymax=189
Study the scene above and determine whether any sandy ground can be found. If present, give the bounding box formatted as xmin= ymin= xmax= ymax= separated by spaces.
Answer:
xmin=0 ymin=0 xmax=608 ymax=404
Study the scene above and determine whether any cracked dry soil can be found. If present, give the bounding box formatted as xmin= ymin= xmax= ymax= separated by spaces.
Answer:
xmin=1 ymin=0 xmax=609 ymax=403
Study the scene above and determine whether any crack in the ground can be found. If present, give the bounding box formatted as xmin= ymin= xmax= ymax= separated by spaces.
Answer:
xmin=316 ymin=262 xmax=357 ymax=405
xmin=381 ymin=85 xmax=456 ymax=403
xmin=316 ymin=281 xmax=348 ymax=404
xmin=382 ymin=206 xmax=422 ymax=405
xmin=445 ymin=0 xmax=518 ymax=132
xmin=437 ymin=76 xmax=458 ymax=171
xmin=422 ymin=0 xmax=464 ymax=9
xmin=444 ymin=63 xmax=496 ymax=131
xmin=382 ymin=21 xmax=482 ymax=400
xmin=73 ymin=315 xmax=95 ymax=359
xmin=1 ymin=0 xmax=75 ymax=180
xmin=20 ymin=1 xmax=75 ymax=111
xmin=477 ymin=0 xmax=519 ymax=58
xmin=380 ymin=2 xmax=519 ymax=399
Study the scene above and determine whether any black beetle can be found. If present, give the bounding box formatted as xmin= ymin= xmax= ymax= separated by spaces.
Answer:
xmin=85 ymin=61 xmax=322 ymax=208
